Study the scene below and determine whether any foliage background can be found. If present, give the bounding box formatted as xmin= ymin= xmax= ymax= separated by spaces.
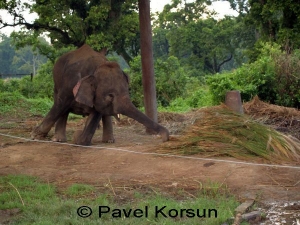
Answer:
xmin=1 ymin=0 xmax=300 ymax=114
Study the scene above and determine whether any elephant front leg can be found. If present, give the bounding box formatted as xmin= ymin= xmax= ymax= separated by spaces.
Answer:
xmin=52 ymin=112 xmax=69 ymax=142
xmin=102 ymin=116 xmax=115 ymax=143
xmin=73 ymin=111 xmax=102 ymax=146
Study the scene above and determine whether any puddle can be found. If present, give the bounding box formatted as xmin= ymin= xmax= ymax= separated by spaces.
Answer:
xmin=259 ymin=201 xmax=300 ymax=225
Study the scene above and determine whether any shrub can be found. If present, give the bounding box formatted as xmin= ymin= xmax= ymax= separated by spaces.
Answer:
xmin=0 ymin=91 xmax=24 ymax=114
xmin=273 ymin=49 xmax=300 ymax=108
xmin=186 ymin=87 xmax=213 ymax=108
xmin=207 ymin=43 xmax=300 ymax=107
xmin=18 ymin=61 xmax=54 ymax=99
xmin=159 ymin=97 xmax=191 ymax=112
xmin=0 ymin=78 xmax=21 ymax=93
xmin=126 ymin=56 xmax=144 ymax=107
xmin=0 ymin=91 xmax=52 ymax=116
xmin=0 ymin=61 xmax=54 ymax=100
xmin=155 ymin=56 xmax=188 ymax=107
xmin=26 ymin=98 xmax=53 ymax=116
xmin=128 ymin=55 xmax=188 ymax=108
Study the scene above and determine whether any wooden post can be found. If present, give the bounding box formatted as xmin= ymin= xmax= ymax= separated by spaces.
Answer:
xmin=225 ymin=90 xmax=244 ymax=114
xmin=138 ymin=0 xmax=158 ymax=124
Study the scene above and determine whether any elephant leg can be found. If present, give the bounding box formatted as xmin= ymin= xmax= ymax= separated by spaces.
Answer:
xmin=102 ymin=116 xmax=115 ymax=143
xmin=74 ymin=111 xmax=102 ymax=146
xmin=52 ymin=112 xmax=69 ymax=142
xmin=31 ymin=100 xmax=71 ymax=139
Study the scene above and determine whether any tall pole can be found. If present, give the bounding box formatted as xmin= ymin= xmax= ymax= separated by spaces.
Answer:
xmin=138 ymin=0 xmax=158 ymax=124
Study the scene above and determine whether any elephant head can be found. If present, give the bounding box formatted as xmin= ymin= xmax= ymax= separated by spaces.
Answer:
xmin=72 ymin=61 xmax=169 ymax=142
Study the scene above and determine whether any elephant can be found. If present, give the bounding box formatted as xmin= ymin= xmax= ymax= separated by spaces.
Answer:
xmin=31 ymin=44 xmax=169 ymax=145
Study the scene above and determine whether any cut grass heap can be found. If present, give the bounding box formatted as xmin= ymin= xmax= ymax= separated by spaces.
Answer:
xmin=159 ymin=105 xmax=300 ymax=163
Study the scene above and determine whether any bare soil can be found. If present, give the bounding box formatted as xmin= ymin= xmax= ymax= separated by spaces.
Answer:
xmin=0 ymin=108 xmax=300 ymax=224
xmin=1 ymin=112 xmax=299 ymax=201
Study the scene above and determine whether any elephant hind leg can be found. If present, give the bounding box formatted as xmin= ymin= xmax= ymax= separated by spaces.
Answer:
xmin=102 ymin=116 xmax=115 ymax=143
xmin=31 ymin=99 xmax=72 ymax=140
xmin=52 ymin=112 xmax=69 ymax=142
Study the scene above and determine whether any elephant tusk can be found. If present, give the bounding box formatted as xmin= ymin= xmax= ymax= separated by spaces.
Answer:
xmin=114 ymin=114 xmax=121 ymax=122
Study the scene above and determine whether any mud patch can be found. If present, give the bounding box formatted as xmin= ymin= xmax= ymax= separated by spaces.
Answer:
xmin=0 ymin=208 xmax=21 ymax=224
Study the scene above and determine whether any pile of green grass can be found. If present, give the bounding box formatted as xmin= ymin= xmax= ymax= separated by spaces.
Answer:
xmin=160 ymin=105 xmax=300 ymax=163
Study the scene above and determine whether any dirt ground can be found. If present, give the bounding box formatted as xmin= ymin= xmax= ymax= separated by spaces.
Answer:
xmin=0 ymin=110 xmax=300 ymax=223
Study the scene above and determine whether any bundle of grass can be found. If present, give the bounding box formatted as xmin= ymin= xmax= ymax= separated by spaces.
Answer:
xmin=159 ymin=105 xmax=300 ymax=163
xmin=243 ymin=95 xmax=300 ymax=121
xmin=244 ymin=96 xmax=300 ymax=140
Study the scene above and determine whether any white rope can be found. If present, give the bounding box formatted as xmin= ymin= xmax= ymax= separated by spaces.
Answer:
xmin=1 ymin=132 xmax=300 ymax=170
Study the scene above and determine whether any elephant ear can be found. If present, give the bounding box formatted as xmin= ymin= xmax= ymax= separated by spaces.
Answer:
xmin=73 ymin=75 xmax=96 ymax=108
xmin=123 ymin=71 xmax=129 ymax=84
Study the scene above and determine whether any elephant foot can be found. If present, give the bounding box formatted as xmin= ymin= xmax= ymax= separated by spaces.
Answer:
xmin=160 ymin=128 xmax=170 ymax=142
xmin=52 ymin=134 xmax=67 ymax=142
xmin=102 ymin=134 xmax=115 ymax=143
xmin=31 ymin=126 xmax=48 ymax=140
xmin=73 ymin=130 xmax=92 ymax=146
xmin=102 ymin=138 xmax=115 ymax=143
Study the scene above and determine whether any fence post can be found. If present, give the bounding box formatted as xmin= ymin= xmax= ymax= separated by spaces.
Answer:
xmin=225 ymin=90 xmax=244 ymax=114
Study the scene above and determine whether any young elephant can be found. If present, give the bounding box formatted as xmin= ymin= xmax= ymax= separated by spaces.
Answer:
xmin=31 ymin=44 xmax=169 ymax=145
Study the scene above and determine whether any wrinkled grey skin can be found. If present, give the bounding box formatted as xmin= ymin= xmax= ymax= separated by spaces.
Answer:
xmin=31 ymin=44 xmax=169 ymax=145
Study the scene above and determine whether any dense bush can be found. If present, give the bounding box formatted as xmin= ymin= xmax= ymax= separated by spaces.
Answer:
xmin=129 ymin=56 xmax=190 ymax=107
xmin=19 ymin=61 xmax=54 ymax=99
xmin=0 ymin=61 xmax=54 ymax=116
xmin=0 ymin=91 xmax=52 ymax=116
xmin=128 ymin=55 xmax=213 ymax=111
xmin=0 ymin=91 xmax=24 ymax=114
xmin=273 ymin=50 xmax=300 ymax=107
xmin=207 ymin=43 xmax=300 ymax=108
xmin=0 ymin=78 xmax=21 ymax=93
xmin=0 ymin=61 xmax=54 ymax=100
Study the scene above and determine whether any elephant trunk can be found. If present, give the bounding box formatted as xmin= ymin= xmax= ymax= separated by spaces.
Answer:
xmin=118 ymin=97 xmax=169 ymax=142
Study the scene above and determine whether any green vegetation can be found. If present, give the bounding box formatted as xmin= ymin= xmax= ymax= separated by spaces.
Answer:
xmin=0 ymin=175 xmax=240 ymax=225
xmin=1 ymin=0 xmax=300 ymax=112
xmin=128 ymin=55 xmax=213 ymax=110
xmin=1 ymin=41 xmax=299 ymax=117
xmin=207 ymin=43 xmax=300 ymax=107
xmin=0 ymin=91 xmax=52 ymax=117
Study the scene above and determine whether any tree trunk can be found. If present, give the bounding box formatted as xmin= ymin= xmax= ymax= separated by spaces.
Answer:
xmin=138 ymin=0 xmax=158 ymax=125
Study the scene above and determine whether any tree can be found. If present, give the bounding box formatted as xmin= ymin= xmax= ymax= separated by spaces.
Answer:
xmin=225 ymin=0 xmax=300 ymax=51
xmin=11 ymin=44 xmax=48 ymax=75
xmin=0 ymin=35 xmax=48 ymax=75
xmin=138 ymin=0 xmax=157 ymax=122
xmin=0 ymin=0 xmax=140 ymax=63
xmin=153 ymin=0 xmax=255 ymax=74
xmin=0 ymin=34 xmax=15 ymax=74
